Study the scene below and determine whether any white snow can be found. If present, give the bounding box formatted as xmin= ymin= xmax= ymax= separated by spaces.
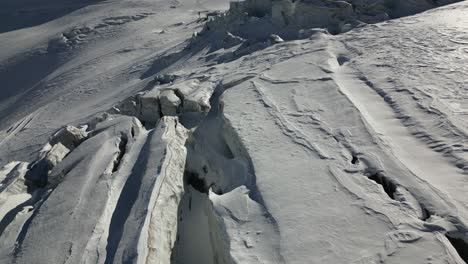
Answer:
xmin=1 ymin=0 xmax=468 ymax=263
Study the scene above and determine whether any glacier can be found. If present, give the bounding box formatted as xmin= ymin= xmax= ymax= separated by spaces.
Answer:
xmin=0 ymin=0 xmax=467 ymax=263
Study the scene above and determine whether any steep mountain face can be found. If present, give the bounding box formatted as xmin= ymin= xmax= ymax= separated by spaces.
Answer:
xmin=1 ymin=0 xmax=468 ymax=263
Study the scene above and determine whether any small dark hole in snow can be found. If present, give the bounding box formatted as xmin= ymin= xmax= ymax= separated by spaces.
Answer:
xmin=421 ymin=206 xmax=432 ymax=221
xmin=351 ymin=155 xmax=358 ymax=164
xmin=367 ymin=172 xmax=397 ymax=199
xmin=337 ymin=55 xmax=349 ymax=66
xmin=446 ymin=235 xmax=468 ymax=262
xmin=186 ymin=171 xmax=209 ymax=193
xmin=112 ymin=136 xmax=128 ymax=173
xmin=131 ymin=127 xmax=135 ymax=138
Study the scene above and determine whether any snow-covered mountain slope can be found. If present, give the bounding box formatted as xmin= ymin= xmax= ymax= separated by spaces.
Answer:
xmin=0 ymin=0 xmax=230 ymax=165
xmin=0 ymin=0 xmax=468 ymax=263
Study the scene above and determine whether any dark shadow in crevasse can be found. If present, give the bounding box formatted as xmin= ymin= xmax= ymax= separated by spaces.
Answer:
xmin=445 ymin=235 xmax=468 ymax=263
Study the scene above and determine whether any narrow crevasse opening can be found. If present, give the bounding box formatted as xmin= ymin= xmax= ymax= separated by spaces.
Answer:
xmin=185 ymin=171 xmax=210 ymax=194
xmin=420 ymin=205 xmax=433 ymax=221
xmin=104 ymin=131 xmax=151 ymax=264
xmin=170 ymin=79 xmax=284 ymax=263
xmin=367 ymin=172 xmax=397 ymax=200
xmin=446 ymin=235 xmax=468 ymax=263
xmin=111 ymin=135 xmax=128 ymax=173
xmin=366 ymin=171 xmax=433 ymax=222
xmin=171 ymin=83 xmax=235 ymax=264
xmin=170 ymin=171 xmax=232 ymax=264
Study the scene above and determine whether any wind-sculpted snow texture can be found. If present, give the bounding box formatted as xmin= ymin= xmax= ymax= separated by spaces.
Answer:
xmin=1 ymin=0 xmax=468 ymax=263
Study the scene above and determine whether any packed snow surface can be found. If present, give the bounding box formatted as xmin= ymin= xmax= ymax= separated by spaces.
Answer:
xmin=0 ymin=0 xmax=468 ymax=263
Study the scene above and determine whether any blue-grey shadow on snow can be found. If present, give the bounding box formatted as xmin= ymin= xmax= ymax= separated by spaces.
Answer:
xmin=0 ymin=0 xmax=105 ymax=34
xmin=104 ymin=129 xmax=164 ymax=264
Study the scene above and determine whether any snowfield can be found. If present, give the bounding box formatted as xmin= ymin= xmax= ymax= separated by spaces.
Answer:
xmin=0 ymin=0 xmax=467 ymax=263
